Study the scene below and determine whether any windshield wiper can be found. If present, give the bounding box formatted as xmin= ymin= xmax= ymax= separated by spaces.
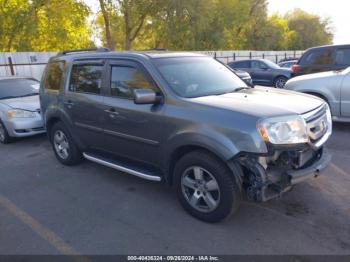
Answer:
xmin=0 ymin=96 xmax=17 ymax=100
xmin=19 ymin=93 xmax=39 ymax=97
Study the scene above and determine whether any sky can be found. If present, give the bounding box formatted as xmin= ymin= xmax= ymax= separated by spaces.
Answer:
xmin=267 ymin=0 xmax=349 ymax=44
xmin=85 ymin=0 xmax=349 ymax=45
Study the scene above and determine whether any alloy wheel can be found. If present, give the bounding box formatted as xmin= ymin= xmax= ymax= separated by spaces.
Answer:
xmin=53 ymin=130 xmax=70 ymax=159
xmin=0 ymin=122 xmax=5 ymax=142
xmin=181 ymin=166 xmax=221 ymax=213
xmin=275 ymin=77 xmax=287 ymax=88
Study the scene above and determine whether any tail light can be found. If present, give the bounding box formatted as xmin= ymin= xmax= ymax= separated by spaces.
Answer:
xmin=291 ymin=64 xmax=301 ymax=73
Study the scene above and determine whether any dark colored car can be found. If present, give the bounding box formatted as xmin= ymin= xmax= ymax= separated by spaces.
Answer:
xmin=40 ymin=49 xmax=332 ymax=222
xmin=228 ymin=59 xmax=291 ymax=88
xmin=292 ymin=44 xmax=350 ymax=77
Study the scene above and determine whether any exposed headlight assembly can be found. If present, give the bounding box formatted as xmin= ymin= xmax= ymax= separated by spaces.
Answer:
xmin=257 ymin=115 xmax=309 ymax=145
xmin=7 ymin=109 xmax=36 ymax=119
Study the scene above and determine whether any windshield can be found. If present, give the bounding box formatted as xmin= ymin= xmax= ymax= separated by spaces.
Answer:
xmin=263 ymin=59 xmax=280 ymax=69
xmin=153 ymin=57 xmax=247 ymax=98
xmin=0 ymin=78 xmax=40 ymax=100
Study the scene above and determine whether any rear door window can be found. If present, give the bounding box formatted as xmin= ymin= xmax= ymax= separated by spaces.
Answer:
xmin=69 ymin=64 xmax=104 ymax=94
xmin=335 ymin=48 xmax=350 ymax=65
xmin=301 ymin=49 xmax=335 ymax=65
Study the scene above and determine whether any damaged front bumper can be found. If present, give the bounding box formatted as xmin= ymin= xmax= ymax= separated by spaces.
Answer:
xmin=238 ymin=146 xmax=332 ymax=202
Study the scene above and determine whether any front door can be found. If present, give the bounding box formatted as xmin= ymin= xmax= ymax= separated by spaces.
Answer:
xmin=341 ymin=71 xmax=350 ymax=117
xmin=63 ymin=60 xmax=107 ymax=150
xmin=101 ymin=59 xmax=165 ymax=166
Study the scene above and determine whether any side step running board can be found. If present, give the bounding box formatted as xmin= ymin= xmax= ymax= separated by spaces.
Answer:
xmin=83 ymin=153 xmax=162 ymax=182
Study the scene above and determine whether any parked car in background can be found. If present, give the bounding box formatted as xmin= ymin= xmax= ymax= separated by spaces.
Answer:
xmin=232 ymin=69 xmax=253 ymax=86
xmin=228 ymin=59 xmax=291 ymax=88
xmin=291 ymin=44 xmax=350 ymax=77
xmin=278 ymin=60 xmax=298 ymax=68
xmin=0 ymin=77 xmax=45 ymax=144
xmin=41 ymin=49 xmax=332 ymax=222
xmin=285 ymin=67 xmax=350 ymax=122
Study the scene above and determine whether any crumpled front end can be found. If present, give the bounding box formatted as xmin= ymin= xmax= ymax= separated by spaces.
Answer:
xmin=238 ymin=104 xmax=332 ymax=201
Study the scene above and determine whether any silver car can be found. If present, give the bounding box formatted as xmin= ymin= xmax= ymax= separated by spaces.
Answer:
xmin=285 ymin=67 xmax=350 ymax=122
xmin=0 ymin=77 xmax=45 ymax=143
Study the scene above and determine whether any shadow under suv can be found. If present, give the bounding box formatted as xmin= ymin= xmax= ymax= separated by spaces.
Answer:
xmin=40 ymin=49 xmax=332 ymax=222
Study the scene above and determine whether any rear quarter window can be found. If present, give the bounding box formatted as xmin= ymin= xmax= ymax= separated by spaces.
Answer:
xmin=43 ymin=61 xmax=65 ymax=91
xmin=335 ymin=48 xmax=350 ymax=65
xmin=300 ymin=49 xmax=335 ymax=65
xmin=229 ymin=61 xmax=250 ymax=68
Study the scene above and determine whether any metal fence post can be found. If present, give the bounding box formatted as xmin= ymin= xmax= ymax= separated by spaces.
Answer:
xmin=233 ymin=53 xmax=236 ymax=61
xmin=249 ymin=52 xmax=252 ymax=59
xmin=275 ymin=55 xmax=278 ymax=63
xmin=8 ymin=57 xmax=15 ymax=76
xmin=262 ymin=53 xmax=265 ymax=59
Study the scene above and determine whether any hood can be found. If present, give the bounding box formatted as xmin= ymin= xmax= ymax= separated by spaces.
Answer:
xmin=191 ymin=86 xmax=324 ymax=118
xmin=286 ymin=70 xmax=344 ymax=89
xmin=289 ymin=70 xmax=343 ymax=82
xmin=0 ymin=95 xmax=40 ymax=111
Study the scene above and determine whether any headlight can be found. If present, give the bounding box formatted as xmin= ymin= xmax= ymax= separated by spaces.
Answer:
xmin=7 ymin=109 xmax=36 ymax=119
xmin=257 ymin=115 xmax=309 ymax=145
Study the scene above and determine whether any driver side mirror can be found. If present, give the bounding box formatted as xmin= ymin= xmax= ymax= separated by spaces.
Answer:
xmin=133 ymin=89 xmax=161 ymax=104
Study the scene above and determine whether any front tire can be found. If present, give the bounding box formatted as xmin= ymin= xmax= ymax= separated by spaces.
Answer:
xmin=274 ymin=76 xmax=288 ymax=88
xmin=174 ymin=150 xmax=242 ymax=223
xmin=0 ymin=120 xmax=12 ymax=144
xmin=50 ymin=121 xmax=82 ymax=165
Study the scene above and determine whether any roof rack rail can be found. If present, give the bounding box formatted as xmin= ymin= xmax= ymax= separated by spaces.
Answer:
xmin=141 ymin=48 xmax=168 ymax=51
xmin=57 ymin=47 xmax=110 ymax=56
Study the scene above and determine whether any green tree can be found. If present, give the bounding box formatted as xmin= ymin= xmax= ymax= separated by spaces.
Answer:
xmin=0 ymin=0 xmax=93 ymax=51
xmin=286 ymin=9 xmax=333 ymax=50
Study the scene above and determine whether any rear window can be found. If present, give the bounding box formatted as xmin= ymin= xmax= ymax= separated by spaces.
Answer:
xmin=335 ymin=48 xmax=350 ymax=65
xmin=69 ymin=64 xmax=103 ymax=94
xmin=301 ymin=49 xmax=335 ymax=65
xmin=0 ymin=78 xmax=39 ymax=99
xmin=230 ymin=61 xmax=250 ymax=68
xmin=44 ymin=61 xmax=65 ymax=91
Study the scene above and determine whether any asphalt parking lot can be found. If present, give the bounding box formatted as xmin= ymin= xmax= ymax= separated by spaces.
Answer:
xmin=0 ymin=123 xmax=349 ymax=255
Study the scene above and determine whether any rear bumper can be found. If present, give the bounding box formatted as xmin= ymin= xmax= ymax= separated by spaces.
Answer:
xmin=3 ymin=115 xmax=45 ymax=137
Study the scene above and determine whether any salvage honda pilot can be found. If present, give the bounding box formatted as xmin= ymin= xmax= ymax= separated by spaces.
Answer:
xmin=40 ymin=49 xmax=332 ymax=222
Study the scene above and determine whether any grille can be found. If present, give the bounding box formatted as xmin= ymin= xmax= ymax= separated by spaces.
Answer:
xmin=302 ymin=104 xmax=331 ymax=147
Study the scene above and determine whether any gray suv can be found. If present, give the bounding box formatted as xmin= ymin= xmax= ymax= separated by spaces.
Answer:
xmin=40 ymin=49 xmax=332 ymax=222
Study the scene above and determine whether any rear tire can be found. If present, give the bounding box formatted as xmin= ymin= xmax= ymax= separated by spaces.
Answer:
xmin=0 ymin=120 xmax=12 ymax=144
xmin=174 ymin=150 xmax=242 ymax=223
xmin=50 ymin=121 xmax=82 ymax=165
xmin=274 ymin=76 xmax=288 ymax=88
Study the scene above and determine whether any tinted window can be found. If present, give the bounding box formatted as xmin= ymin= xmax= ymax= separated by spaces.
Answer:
xmin=302 ymin=49 xmax=334 ymax=65
xmin=110 ymin=66 xmax=155 ymax=99
xmin=0 ymin=78 xmax=40 ymax=99
xmin=230 ymin=61 xmax=250 ymax=68
xmin=251 ymin=61 xmax=266 ymax=69
xmin=154 ymin=57 xmax=246 ymax=98
xmin=44 ymin=61 xmax=65 ymax=91
xmin=69 ymin=65 xmax=103 ymax=94
xmin=335 ymin=48 xmax=350 ymax=65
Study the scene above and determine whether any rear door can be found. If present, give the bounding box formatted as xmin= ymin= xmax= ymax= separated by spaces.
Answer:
xmin=250 ymin=60 xmax=271 ymax=85
xmin=335 ymin=47 xmax=350 ymax=69
xmin=63 ymin=60 xmax=107 ymax=150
